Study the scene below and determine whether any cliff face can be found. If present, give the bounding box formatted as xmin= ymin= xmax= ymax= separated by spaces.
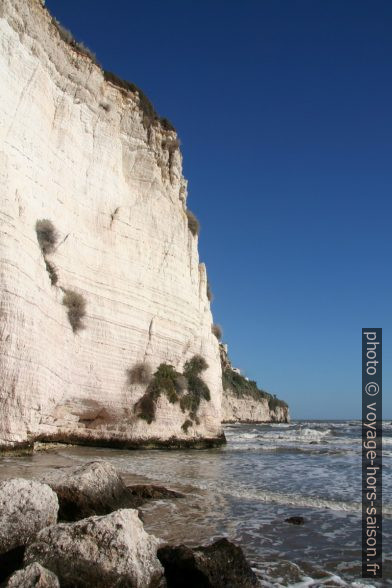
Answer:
xmin=0 ymin=0 xmax=223 ymax=449
xmin=222 ymin=394 xmax=289 ymax=424
xmin=220 ymin=345 xmax=290 ymax=424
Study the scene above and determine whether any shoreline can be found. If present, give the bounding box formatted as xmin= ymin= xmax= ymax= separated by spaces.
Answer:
xmin=0 ymin=433 xmax=227 ymax=457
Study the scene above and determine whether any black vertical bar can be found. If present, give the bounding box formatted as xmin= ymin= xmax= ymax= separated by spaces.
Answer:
xmin=362 ymin=328 xmax=382 ymax=578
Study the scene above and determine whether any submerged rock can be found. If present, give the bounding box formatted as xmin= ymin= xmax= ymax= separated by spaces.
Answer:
xmin=158 ymin=538 xmax=260 ymax=588
xmin=126 ymin=484 xmax=184 ymax=502
xmin=24 ymin=509 xmax=164 ymax=587
xmin=285 ymin=516 xmax=305 ymax=525
xmin=6 ymin=563 xmax=60 ymax=588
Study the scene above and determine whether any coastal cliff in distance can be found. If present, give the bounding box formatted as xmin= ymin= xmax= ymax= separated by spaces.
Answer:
xmin=220 ymin=345 xmax=290 ymax=424
xmin=0 ymin=0 xmax=224 ymax=450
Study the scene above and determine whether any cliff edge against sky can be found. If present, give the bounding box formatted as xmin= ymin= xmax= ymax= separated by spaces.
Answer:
xmin=0 ymin=0 xmax=288 ymax=452
xmin=0 ymin=0 xmax=224 ymax=450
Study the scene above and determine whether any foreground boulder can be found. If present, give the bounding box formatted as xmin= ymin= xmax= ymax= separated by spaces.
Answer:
xmin=0 ymin=478 xmax=59 ymax=553
xmin=6 ymin=563 xmax=60 ymax=588
xmin=0 ymin=479 xmax=58 ymax=582
xmin=41 ymin=460 xmax=183 ymax=521
xmin=158 ymin=538 xmax=260 ymax=587
xmin=41 ymin=461 xmax=138 ymax=521
xmin=25 ymin=509 xmax=164 ymax=587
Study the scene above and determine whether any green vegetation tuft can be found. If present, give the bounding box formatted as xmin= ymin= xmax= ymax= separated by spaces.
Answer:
xmin=181 ymin=419 xmax=193 ymax=434
xmin=222 ymin=366 xmax=288 ymax=410
xmin=268 ymin=394 xmax=288 ymax=411
xmin=181 ymin=355 xmax=210 ymax=419
xmin=183 ymin=355 xmax=208 ymax=377
xmin=135 ymin=356 xmax=211 ymax=425
xmin=135 ymin=392 xmax=157 ymax=424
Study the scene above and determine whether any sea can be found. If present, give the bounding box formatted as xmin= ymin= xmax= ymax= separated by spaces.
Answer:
xmin=1 ymin=420 xmax=391 ymax=587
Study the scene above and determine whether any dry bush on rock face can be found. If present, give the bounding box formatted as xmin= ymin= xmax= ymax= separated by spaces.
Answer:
xmin=207 ymin=282 xmax=213 ymax=302
xmin=212 ymin=324 xmax=222 ymax=340
xmin=186 ymin=210 xmax=200 ymax=237
xmin=127 ymin=362 xmax=152 ymax=386
xmin=36 ymin=219 xmax=58 ymax=255
xmin=62 ymin=290 xmax=86 ymax=333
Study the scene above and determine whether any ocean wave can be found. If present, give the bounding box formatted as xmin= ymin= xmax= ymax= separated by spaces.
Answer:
xmin=256 ymin=427 xmax=332 ymax=443
xmin=226 ymin=486 xmax=392 ymax=515
xmin=225 ymin=443 xmax=354 ymax=456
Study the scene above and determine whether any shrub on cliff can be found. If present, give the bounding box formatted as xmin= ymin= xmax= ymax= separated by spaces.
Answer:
xmin=268 ymin=395 xmax=288 ymax=411
xmin=62 ymin=290 xmax=86 ymax=333
xmin=183 ymin=355 xmax=208 ymax=378
xmin=53 ymin=19 xmax=73 ymax=44
xmin=180 ymin=356 xmax=210 ymax=419
xmin=135 ymin=357 xmax=211 ymax=424
xmin=103 ymin=71 xmax=158 ymax=130
xmin=135 ymin=363 xmax=184 ymax=422
xmin=74 ymin=41 xmax=97 ymax=63
xmin=160 ymin=117 xmax=176 ymax=132
xmin=35 ymin=219 xmax=58 ymax=255
xmin=211 ymin=324 xmax=222 ymax=340
xmin=222 ymin=367 xmax=287 ymax=411
xmin=152 ymin=364 xmax=184 ymax=403
xmin=181 ymin=419 xmax=193 ymax=434
xmin=222 ymin=367 xmax=269 ymax=402
xmin=186 ymin=210 xmax=200 ymax=237
xmin=127 ymin=362 xmax=152 ymax=386
xmin=52 ymin=18 xmax=99 ymax=65
xmin=135 ymin=391 xmax=157 ymax=424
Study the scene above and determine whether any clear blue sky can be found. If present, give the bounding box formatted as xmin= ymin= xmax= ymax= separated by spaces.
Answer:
xmin=46 ymin=0 xmax=391 ymax=420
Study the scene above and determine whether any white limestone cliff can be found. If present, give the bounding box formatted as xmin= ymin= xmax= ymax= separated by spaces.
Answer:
xmin=222 ymin=394 xmax=290 ymax=424
xmin=0 ymin=0 xmax=224 ymax=450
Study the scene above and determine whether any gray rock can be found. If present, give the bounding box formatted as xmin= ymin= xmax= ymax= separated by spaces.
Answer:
xmin=40 ymin=460 xmax=137 ymax=521
xmin=285 ymin=516 xmax=305 ymax=525
xmin=25 ymin=508 xmax=164 ymax=587
xmin=158 ymin=538 xmax=261 ymax=587
xmin=0 ymin=478 xmax=59 ymax=554
xmin=6 ymin=563 xmax=60 ymax=587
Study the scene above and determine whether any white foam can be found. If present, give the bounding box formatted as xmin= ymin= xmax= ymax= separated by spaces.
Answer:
xmin=256 ymin=427 xmax=332 ymax=444
xmin=226 ymin=486 xmax=392 ymax=515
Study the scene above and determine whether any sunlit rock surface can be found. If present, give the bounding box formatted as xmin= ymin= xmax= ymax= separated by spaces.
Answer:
xmin=0 ymin=0 xmax=223 ymax=450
